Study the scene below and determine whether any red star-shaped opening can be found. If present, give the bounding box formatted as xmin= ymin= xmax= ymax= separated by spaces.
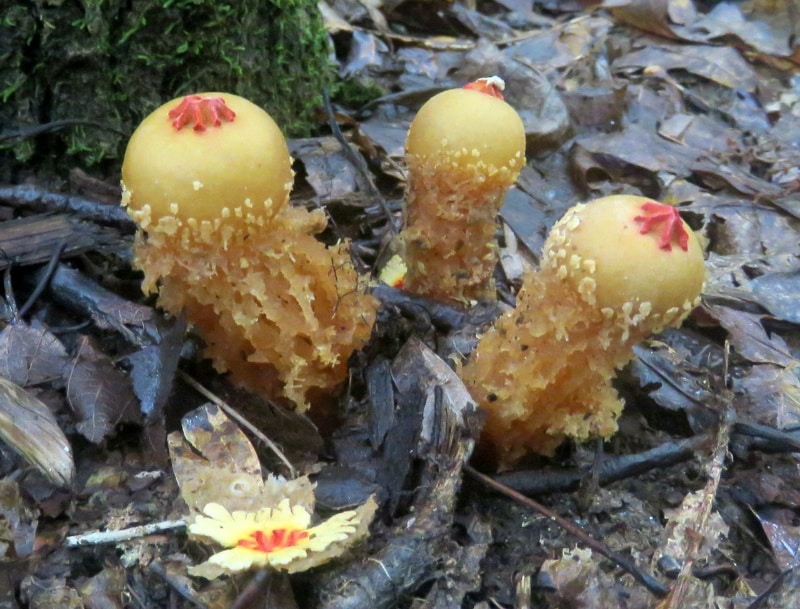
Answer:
xmin=463 ymin=77 xmax=505 ymax=100
xmin=168 ymin=95 xmax=236 ymax=132
xmin=633 ymin=202 xmax=690 ymax=252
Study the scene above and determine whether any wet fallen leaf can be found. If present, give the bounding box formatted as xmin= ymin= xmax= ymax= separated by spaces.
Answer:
xmin=124 ymin=314 xmax=186 ymax=421
xmin=750 ymin=271 xmax=800 ymax=324
xmin=629 ymin=328 xmax=722 ymax=431
xmin=75 ymin=565 xmax=126 ymax=609
xmin=675 ymin=1 xmax=795 ymax=58
xmin=0 ymin=323 xmax=68 ymax=387
xmin=290 ymin=137 xmax=361 ymax=202
xmin=657 ymin=112 xmax=740 ymax=154
xmin=606 ymin=0 xmax=698 ymax=40
xmin=571 ymin=123 xmax=696 ymax=190
xmin=66 ymin=337 xmax=139 ymax=443
xmin=168 ymin=402 xmax=317 ymax=515
xmin=168 ymin=402 xmax=270 ymax=514
xmin=702 ymin=303 xmax=796 ymax=368
xmin=732 ymin=364 xmax=800 ymax=430
xmin=757 ymin=514 xmax=800 ymax=570
xmin=538 ymin=546 xmax=653 ymax=608
xmin=614 ymin=42 xmax=759 ymax=91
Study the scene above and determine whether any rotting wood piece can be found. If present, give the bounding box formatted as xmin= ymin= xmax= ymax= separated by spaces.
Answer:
xmin=307 ymin=392 xmax=482 ymax=609
xmin=0 ymin=214 xmax=106 ymax=271
xmin=0 ymin=184 xmax=133 ymax=227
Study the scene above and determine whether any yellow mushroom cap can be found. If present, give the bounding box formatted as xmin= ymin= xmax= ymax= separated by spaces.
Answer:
xmin=542 ymin=195 xmax=705 ymax=332
xmin=121 ymin=92 xmax=293 ymax=227
xmin=405 ymin=84 xmax=526 ymax=180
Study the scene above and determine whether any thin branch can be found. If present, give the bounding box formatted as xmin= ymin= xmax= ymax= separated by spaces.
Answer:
xmin=322 ymin=89 xmax=399 ymax=235
xmin=466 ymin=465 xmax=670 ymax=598
xmin=177 ymin=371 xmax=297 ymax=478
xmin=66 ymin=519 xmax=186 ymax=548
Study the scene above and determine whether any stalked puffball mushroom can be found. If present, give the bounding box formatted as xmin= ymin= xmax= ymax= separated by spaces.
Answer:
xmin=122 ymin=92 xmax=377 ymax=410
xmin=460 ymin=195 xmax=705 ymax=464
xmin=400 ymin=76 xmax=526 ymax=302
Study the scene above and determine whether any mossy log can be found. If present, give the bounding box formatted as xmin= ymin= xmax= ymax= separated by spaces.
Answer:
xmin=0 ymin=1 xmax=333 ymax=175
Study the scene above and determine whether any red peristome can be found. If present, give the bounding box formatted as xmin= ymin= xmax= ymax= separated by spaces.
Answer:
xmin=463 ymin=77 xmax=505 ymax=100
xmin=237 ymin=528 xmax=309 ymax=553
xmin=633 ymin=201 xmax=690 ymax=252
xmin=168 ymin=95 xmax=236 ymax=132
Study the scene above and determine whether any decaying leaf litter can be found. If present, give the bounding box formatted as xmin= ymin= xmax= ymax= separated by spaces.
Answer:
xmin=1 ymin=1 xmax=800 ymax=607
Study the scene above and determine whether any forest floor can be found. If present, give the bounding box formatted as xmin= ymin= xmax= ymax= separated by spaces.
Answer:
xmin=1 ymin=1 xmax=800 ymax=608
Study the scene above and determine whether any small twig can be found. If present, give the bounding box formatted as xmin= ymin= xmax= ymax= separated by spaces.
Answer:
xmin=177 ymin=370 xmax=297 ymax=478
xmin=322 ymin=89 xmax=399 ymax=235
xmin=0 ymin=184 xmax=133 ymax=227
xmin=0 ymin=118 xmax=126 ymax=142
xmin=17 ymin=239 xmax=68 ymax=319
xmin=231 ymin=571 xmax=296 ymax=609
xmin=65 ymin=519 xmax=186 ymax=548
xmin=466 ymin=465 xmax=670 ymax=598
xmin=149 ymin=560 xmax=208 ymax=609
xmin=496 ymin=435 xmax=709 ymax=495
xmin=732 ymin=421 xmax=800 ymax=453
xmin=2 ymin=266 xmax=17 ymax=320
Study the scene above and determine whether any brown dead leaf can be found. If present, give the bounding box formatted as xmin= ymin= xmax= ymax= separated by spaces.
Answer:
xmin=66 ymin=337 xmax=139 ymax=443
xmin=605 ymin=0 xmax=699 ymax=40
xmin=702 ymin=252 xmax=800 ymax=303
xmin=629 ymin=329 xmax=721 ymax=431
xmin=673 ymin=1 xmax=796 ymax=58
xmin=0 ymin=323 xmax=68 ymax=387
xmin=657 ymin=112 xmax=741 ymax=155
xmin=75 ymin=565 xmax=126 ymax=609
xmin=750 ymin=271 xmax=800 ymax=324
xmin=358 ymin=116 xmax=407 ymax=160
xmin=507 ymin=15 xmax=613 ymax=73
xmin=733 ymin=364 xmax=800 ymax=430
xmin=756 ymin=514 xmax=800 ymax=570
xmin=168 ymin=402 xmax=268 ymax=514
xmin=340 ymin=30 xmax=389 ymax=81
xmin=691 ymin=196 xmax=796 ymax=256
xmin=702 ymin=303 xmax=797 ymax=368
xmin=290 ymin=137 xmax=361 ymax=202
xmin=690 ymin=160 xmax=784 ymax=199
xmin=571 ymin=123 xmax=697 ymax=190
xmin=125 ymin=313 xmax=186 ymax=421
xmin=48 ymin=264 xmax=157 ymax=345
xmin=614 ymin=42 xmax=759 ymax=91
xmin=538 ymin=546 xmax=654 ymax=608
xmin=19 ymin=576 xmax=83 ymax=609
xmin=168 ymin=403 xmax=316 ymax=514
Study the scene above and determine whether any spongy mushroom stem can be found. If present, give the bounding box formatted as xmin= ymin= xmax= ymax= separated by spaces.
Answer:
xmin=400 ymin=77 xmax=526 ymax=302
xmin=460 ymin=195 xmax=705 ymax=464
xmin=461 ymin=269 xmax=629 ymax=459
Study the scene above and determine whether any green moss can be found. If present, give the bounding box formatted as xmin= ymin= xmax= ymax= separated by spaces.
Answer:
xmin=0 ymin=0 xmax=334 ymax=174
xmin=332 ymin=77 xmax=386 ymax=109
